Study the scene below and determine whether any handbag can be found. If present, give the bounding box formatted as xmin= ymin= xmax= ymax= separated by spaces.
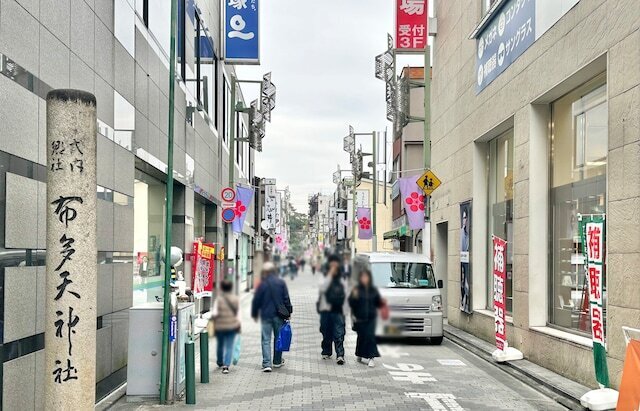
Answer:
xmin=380 ymin=300 xmax=390 ymax=321
xmin=276 ymin=321 xmax=292 ymax=352
xmin=232 ymin=334 xmax=242 ymax=365
xmin=266 ymin=279 xmax=290 ymax=320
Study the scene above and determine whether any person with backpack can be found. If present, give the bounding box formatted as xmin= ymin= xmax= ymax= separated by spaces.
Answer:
xmin=317 ymin=254 xmax=348 ymax=365
xmin=251 ymin=262 xmax=293 ymax=372
xmin=213 ymin=280 xmax=241 ymax=374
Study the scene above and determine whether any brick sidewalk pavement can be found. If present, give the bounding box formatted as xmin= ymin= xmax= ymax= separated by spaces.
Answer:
xmin=112 ymin=268 xmax=566 ymax=410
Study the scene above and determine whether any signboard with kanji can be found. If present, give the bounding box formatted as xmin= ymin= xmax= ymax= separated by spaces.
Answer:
xmin=492 ymin=235 xmax=507 ymax=351
xmin=579 ymin=214 xmax=610 ymax=388
xmin=416 ymin=169 xmax=441 ymax=195
xmin=396 ymin=0 xmax=428 ymax=50
xmin=191 ymin=241 xmax=215 ymax=298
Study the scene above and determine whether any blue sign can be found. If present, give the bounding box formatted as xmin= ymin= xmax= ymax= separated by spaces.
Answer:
xmin=224 ymin=0 xmax=259 ymax=64
xmin=476 ymin=0 xmax=536 ymax=93
xmin=169 ymin=314 xmax=177 ymax=343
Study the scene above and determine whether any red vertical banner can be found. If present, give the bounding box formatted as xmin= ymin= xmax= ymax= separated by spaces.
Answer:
xmin=493 ymin=236 xmax=507 ymax=351
xmin=192 ymin=240 xmax=215 ymax=297
xmin=396 ymin=0 xmax=428 ymax=50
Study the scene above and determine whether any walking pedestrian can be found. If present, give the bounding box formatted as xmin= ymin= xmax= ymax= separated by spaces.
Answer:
xmin=318 ymin=254 xmax=348 ymax=365
xmin=349 ymin=269 xmax=384 ymax=368
xmin=213 ymin=280 xmax=241 ymax=374
xmin=251 ymin=262 xmax=293 ymax=372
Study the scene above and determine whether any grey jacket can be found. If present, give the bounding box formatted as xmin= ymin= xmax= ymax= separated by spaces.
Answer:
xmin=214 ymin=292 xmax=241 ymax=332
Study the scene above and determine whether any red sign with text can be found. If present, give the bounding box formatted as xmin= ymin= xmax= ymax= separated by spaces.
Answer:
xmin=493 ymin=236 xmax=507 ymax=351
xmin=396 ymin=0 xmax=428 ymax=50
xmin=191 ymin=240 xmax=215 ymax=298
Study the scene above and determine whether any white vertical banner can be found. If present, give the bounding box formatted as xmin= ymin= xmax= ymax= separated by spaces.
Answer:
xmin=275 ymin=192 xmax=282 ymax=234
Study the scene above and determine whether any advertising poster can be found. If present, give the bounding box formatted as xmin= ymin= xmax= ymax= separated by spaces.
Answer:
xmin=460 ymin=201 xmax=472 ymax=313
xmin=191 ymin=241 xmax=215 ymax=298
xmin=493 ymin=236 xmax=507 ymax=350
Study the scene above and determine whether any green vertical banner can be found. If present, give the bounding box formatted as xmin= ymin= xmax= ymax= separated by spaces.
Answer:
xmin=579 ymin=214 xmax=610 ymax=388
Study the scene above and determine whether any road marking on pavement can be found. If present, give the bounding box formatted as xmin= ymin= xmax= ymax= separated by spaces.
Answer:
xmin=383 ymin=363 xmax=437 ymax=384
xmin=436 ymin=359 xmax=466 ymax=366
xmin=378 ymin=345 xmax=410 ymax=359
xmin=405 ymin=393 xmax=464 ymax=410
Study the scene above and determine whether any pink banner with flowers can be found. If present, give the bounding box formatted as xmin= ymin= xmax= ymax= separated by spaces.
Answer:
xmin=399 ymin=176 xmax=425 ymax=230
xmin=357 ymin=207 xmax=373 ymax=240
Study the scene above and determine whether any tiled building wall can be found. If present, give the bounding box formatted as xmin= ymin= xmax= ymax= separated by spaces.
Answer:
xmin=430 ymin=0 xmax=640 ymax=388
xmin=0 ymin=0 xmax=249 ymax=409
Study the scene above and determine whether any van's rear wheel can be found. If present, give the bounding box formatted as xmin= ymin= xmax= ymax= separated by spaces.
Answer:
xmin=430 ymin=336 xmax=443 ymax=345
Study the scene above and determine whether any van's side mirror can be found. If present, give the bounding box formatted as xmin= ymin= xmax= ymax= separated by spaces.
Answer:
xmin=437 ymin=280 xmax=444 ymax=289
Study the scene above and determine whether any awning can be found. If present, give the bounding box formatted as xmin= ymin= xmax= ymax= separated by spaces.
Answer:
xmin=383 ymin=225 xmax=410 ymax=240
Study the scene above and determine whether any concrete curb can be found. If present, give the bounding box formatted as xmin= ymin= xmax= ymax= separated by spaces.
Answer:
xmin=444 ymin=324 xmax=590 ymax=411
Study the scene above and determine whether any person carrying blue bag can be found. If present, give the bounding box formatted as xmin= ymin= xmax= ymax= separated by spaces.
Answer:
xmin=251 ymin=262 xmax=293 ymax=372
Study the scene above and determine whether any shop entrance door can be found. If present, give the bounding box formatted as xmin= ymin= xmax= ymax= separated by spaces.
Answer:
xmin=436 ymin=222 xmax=449 ymax=318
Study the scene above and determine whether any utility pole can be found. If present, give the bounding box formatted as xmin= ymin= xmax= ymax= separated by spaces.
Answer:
xmin=423 ymin=47 xmax=432 ymax=256
xmin=159 ymin=0 xmax=178 ymax=404
xmin=372 ymin=131 xmax=378 ymax=252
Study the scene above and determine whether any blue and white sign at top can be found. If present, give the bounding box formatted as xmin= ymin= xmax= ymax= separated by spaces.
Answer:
xmin=224 ymin=0 xmax=260 ymax=64
xmin=476 ymin=0 xmax=536 ymax=93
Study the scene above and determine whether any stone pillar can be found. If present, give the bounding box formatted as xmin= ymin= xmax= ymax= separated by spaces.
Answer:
xmin=45 ymin=89 xmax=97 ymax=410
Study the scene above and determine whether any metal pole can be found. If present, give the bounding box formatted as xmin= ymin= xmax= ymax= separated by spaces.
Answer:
xmin=351 ymin=185 xmax=357 ymax=256
xmin=160 ymin=0 xmax=178 ymax=404
xmin=372 ymin=131 xmax=378 ymax=252
xmin=185 ymin=340 xmax=196 ymax=404
xmin=200 ymin=331 xmax=209 ymax=383
xmin=228 ymin=78 xmax=237 ymax=294
xmin=423 ymin=46 xmax=432 ymax=256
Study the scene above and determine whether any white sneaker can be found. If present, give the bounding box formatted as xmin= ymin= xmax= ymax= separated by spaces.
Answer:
xmin=322 ymin=355 xmax=332 ymax=360
xmin=336 ymin=357 xmax=345 ymax=365
xmin=367 ymin=358 xmax=375 ymax=368
xmin=262 ymin=366 xmax=272 ymax=372
xmin=273 ymin=359 xmax=285 ymax=368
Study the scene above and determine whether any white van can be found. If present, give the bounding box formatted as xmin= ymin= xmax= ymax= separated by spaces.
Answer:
xmin=357 ymin=252 xmax=444 ymax=344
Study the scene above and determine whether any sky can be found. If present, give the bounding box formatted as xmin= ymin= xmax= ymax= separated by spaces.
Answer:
xmin=236 ymin=0 xmax=424 ymax=213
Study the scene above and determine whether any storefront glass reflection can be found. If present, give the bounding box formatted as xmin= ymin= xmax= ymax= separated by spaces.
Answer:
xmin=549 ymin=76 xmax=607 ymax=334
xmin=133 ymin=171 xmax=166 ymax=306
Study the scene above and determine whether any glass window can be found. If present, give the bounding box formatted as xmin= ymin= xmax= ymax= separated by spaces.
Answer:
xmin=115 ymin=0 xmax=135 ymax=56
xmin=487 ymin=130 xmax=514 ymax=312
xmin=371 ymin=262 xmax=437 ymax=289
xmin=114 ymin=91 xmax=135 ymax=150
xmin=194 ymin=200 xmax=205 ymax=239
xmin=133 ymin=171 xmax=166 ymax=306
xmin=549 ymin=75 xmax=607 ymax=334
xmin=149 ymin=1 xmax=171 ymax=58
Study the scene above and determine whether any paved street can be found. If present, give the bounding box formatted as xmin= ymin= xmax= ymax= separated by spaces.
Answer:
xmin=112 ymin=268 xmax=567 ymax=411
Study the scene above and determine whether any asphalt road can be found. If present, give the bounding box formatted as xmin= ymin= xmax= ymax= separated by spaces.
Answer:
xmin=113 ymin=268 xmax=567 ymax=410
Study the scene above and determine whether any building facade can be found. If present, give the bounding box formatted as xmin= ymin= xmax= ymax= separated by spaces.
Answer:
xmin=430 ymin=0 xmax=640 ymax=388
xmin=388 ymin=66 xmax=426 ymax=252
xmin=0 ymin=0 xmax=256 ymax=408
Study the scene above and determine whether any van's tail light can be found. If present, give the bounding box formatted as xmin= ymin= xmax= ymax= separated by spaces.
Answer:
xmin=431 ymin=295 xmax=442 ymax=312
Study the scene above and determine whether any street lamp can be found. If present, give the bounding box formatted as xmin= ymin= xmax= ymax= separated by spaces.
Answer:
xmin=343 ymin=126 xmax=379 ymax=253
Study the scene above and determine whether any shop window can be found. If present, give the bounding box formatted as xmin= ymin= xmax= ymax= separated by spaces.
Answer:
xmin=114 ymin=91 xmax=135 ymax=150
xmin=486 ymin=129 xmax=514 ymax=312
xmin=549 ymin=75 xmax=607 ymax=334
xmin=133 ymin=171 xmax=166 ymax=306
xmin=115 ymin=0 xmax=135 ymax=56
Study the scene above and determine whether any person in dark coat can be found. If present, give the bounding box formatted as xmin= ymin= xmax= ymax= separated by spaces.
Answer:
xmin=348 ymin=269 xmax=383 ymax=367
xmin=252 ymin=262 xmax=293 ymax=372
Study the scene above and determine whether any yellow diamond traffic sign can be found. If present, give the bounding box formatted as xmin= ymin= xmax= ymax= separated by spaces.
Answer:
xmin=417 ymin=169 xmax=441 ymax=195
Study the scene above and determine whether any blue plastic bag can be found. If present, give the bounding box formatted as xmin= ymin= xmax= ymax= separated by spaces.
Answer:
xmin=276 ymin=321 xmax=292 ymax=352
xmin=232 ymin=334 xmax=242 ymax=365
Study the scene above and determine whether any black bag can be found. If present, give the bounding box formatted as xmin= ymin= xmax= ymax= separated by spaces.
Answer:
xmin=325 ymin=279 xmax=345 ymax=308
xmin=266 ymin=280 xmax=290 ymax=320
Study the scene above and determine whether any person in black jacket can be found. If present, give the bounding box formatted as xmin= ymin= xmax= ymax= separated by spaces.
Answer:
xmin=252 ymin=262 xmax=293 ymax=372
xmin=317 ymin=254 xmax=347 ymax=365
xmin=348 ymin=269 xmax=383 ymax=368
